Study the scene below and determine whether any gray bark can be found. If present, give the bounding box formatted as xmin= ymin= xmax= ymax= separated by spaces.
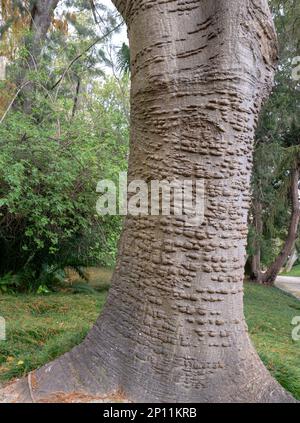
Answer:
xmin=250 ymin=199 xmax=263 ymax=283
xmin=20 ymin=0 xmax=59 ymax=113
xmin=71 ymin=75 xmax=81 ymax=119
xmin=285 ymin=248 xmax=298 ymax=273
xmin=9 ymin=0 xmax=296 ymax=402
xmin=28 ymin=0 xmax=59 ymax=59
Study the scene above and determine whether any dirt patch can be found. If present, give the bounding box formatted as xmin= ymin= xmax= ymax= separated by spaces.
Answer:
xmin=37 ymin=391 xmax=129 ymax=403
xmin=0 ymin=378 xmax=130 ymax=403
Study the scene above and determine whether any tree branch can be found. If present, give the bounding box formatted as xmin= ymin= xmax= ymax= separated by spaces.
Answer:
xmin=51 ymin=22 xmax=123 ymax=91
xmin=0 ymin=81 xmax=31 ymax=124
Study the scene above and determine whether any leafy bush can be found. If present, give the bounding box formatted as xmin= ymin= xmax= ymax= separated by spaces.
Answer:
xmin=0 ymin=273 xmax=20 ymax=294
xmin=0 ymin=76 xmax=129 ymax=291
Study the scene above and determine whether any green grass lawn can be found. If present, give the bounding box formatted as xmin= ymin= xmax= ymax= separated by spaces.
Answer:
xmin=0 ymin=282 xmax=300 ymax=400
xmin=244 ymin=283 xmax=300 ymax=400
xmin=0 ymin=292 xmax=107 ymax=383
xmin=281 ymin=263 xmax=300 ymax=277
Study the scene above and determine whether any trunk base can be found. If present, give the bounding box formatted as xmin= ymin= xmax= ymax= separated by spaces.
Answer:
xmin=0 ymin=343 xmax=296 ymax=403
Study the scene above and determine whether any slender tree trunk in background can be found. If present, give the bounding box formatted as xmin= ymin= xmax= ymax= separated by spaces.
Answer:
xmin=0 ymin=57 xmax=7 ymax=81
xmin=250 ymin=199 xmax=263 ymax=283
xmin=20 ymin=0 xmax=59 ymax=113
xmin=285 ymin=248 xmax=298 ymax=273
xmin=71 ymin=76 xmax=81 ymax=119
xmin=261 ymin=167 xmax=300 ymax=285
xmin=7 ymin=0 xmax=295 ymax=402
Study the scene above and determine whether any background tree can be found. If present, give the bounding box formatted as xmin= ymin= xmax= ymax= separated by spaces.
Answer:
xmin=0 ymin=1 xmax=129 ymax=291
xmin=247 ymin=0 xmax=300 ymax=284
xmin=1 ymin=0 xmax=61 ymax=113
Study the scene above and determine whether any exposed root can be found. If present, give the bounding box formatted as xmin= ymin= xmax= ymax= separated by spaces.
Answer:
xmin=0 ymin=376 xmax=130 ymax=403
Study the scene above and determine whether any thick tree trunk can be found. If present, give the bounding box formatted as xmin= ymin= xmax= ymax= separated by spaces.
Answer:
xmin=5 ymin=0 xmax=295 ymax=402
xmin=261 ymin=167 xmax=300 ymax=285
xmin=28 ymin=0 xmax=59 ymax=60
xmin=20 ymin=0 xmax=59 ymax=113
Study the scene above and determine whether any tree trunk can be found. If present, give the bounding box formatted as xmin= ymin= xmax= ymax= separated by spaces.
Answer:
xmin=250 ymin=199 xmax=263 ymax=283
xmin=0 ymin=56 xmax=8 ymax=81
xmin=71 ymin=75 xmax=81 ymax=119
xmin=261 ymin=167 xmax=300 ymax=285
xmin=20 ymin=0 xmax=59 ymax=113
xmin=7 ymin=0 xmax=295 ymax=402
xmin=285 ymin=248 xmax=298 ymax=273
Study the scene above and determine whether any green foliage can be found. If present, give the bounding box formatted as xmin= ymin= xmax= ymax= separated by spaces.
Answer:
xmin=0 ymin=74 xmax=129 ymax=291
xmin=0 ymin=1 xmax=130 ymax=291
xmin=0 ymin=273 xmax=20 ymax=294
xmin=116 ymin=43 xmax=130 ymax=75
xmin=248 ymin=142 xmax=297 ymax=267
xmin=248 ymin=0 xmax=300 ymax=268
